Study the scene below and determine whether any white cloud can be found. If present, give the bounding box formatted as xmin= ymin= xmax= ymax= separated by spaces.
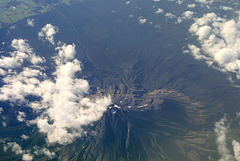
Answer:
xmin=177 ymin=11 xmax=195 ymax=24
xmin=220 ymin=6 xmax=233 ymax=11
xmin=1 ymin=141 xmax=34 ymax=160
xmin=30 ymin=54 xmax=45 ymax=65
xmin=155 ymin=8 xmax=164 ymax=14
xmin=2 ymin=122 xmax=6 ymax=127
xmin=0 ymin=26 xmax=111 ymax=145
xmin=0 ymin=57 xmax=20 ymax=69
xmin=17 ymin=111 xmax=26 ymax=122
xmin=22 ymin=153 xmax=33 ymax=161
xmin=233 ymin=140 xmax=240 ymax=161
xmin=182 ymin=11 xmax=194 ymax=19
xmin=165 ymin=12 xmax=176 ymax=19
xmin=10 ymin=25 xmax=16 ymax=30
xmin=0 ymin=68 xmax=7 ymax=76
xmin=12 ymin=39 xmax=32 ymax=53
xmin=176 ymin=0 xmax=183 ymax=4
xmin=27 ymin=19 xmax=35 ymax=27
xmin=55 ymin=43 xmax=76 ymax=62
xmin=0 ymin=39 xmax=44 ymax=71
xmin=3 ymin=142 xmax=24 ymax=155
xmin=214 ymin=116 xmax=234 ymax=161
xmin=195 ymin=0 xmax=213 ymax=4
xmin=34 ymin=147 xmax=55 ymax=159
xmin=21 ymin=134 xmax=29 ymax=140
xmin=0 ymin=107 xmax=3 ymax=114
xmin=139 ymin=18 xmax=147 ymax=24
xmin=125 ymin=1 xmax=130 ymax=4
xmin=188 ymin=44 xmax=209 ymax=60
xmin=188 ymin=12 xmax=240 ymax=80
xmin=38 ymin=24 xmax=58 ymax=45
xmin=195 ymin=25 xmax=211 ymax=40
xmin=153 ymin=0 xmax=160 ymax=2
xmin=129 ymin=14 xmax=134 ymax=18
xmin=188 ymin=3 xmax=196 ymax=8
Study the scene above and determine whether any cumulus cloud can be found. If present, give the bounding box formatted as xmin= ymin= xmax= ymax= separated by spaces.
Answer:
xmin=17 ymin=111 xmax=26 ymax=122
xmin=188 ymin=12 xmax=240 ymax=80
xmin=27 ymin=19 xmax=35 ymax=27
xmin=139 ymin=18 xmax=147 ymax=24
xmin=0 ymin=39 xmax=44 ymax=73
xmin=182 ymin=11 xmax=195 ymax=19
xmin=2 ymin=122 xmax=6 ymax=127
xmin=129 ymin=14 xmax=134 ymax=18
xmin=125 ymin=1 xmax=130 ymax=4
xmin=176 ymin=0 xmax=183 ymax=4
xmin=10 ymin=25 xmax=16 ymax=30
xmin=38 ymin=24 xmax=58 ymax=45
xmin=195 ymin=0 xmax=213 ymax=4
xmin=0 ymin=57 xmax=20 ymax=69
xmin=1 ymin=140 xmax=34 ymax=160
xmin=177 ymin=11 xmax=195 ymax=23
xmin=3 ymin=142 xmax=24 ymax=155
xmin=220 ymin=6 xmax=233 ymax=11
xmin=188 ymin=3 xmax=196 ymax=8
xmin=0 ymin=26 xmax=111 ymax=145
xmin=55 ymin=43 xmax=76 ymax=62
xmin=233 ymin=140 xmax=240 ymax=161
xmin=0 ymin=39 xmax=37 ymax=70
xmin=0 ymin=68 xmax=7 ymax=76
xmin=155 ymin=8 xmax=164 ymax=14
xmin=165 ymin=12 xmax=176 ymax=19
xmin=22 ymin=153 xmax=33 ymax=161
xmin=21 ymin=134 xmax=29 ymax=140
xmin=214 ymin=115 xmax=240 ymax=161
xmin=34 ymin=147 xmax=55 ymax=159
xmin=0 ymin=107 xmax=3 ymax=114
xmin=12 ymin=39 xmax=32 ymax=53
xmin=214 ymin=116 xmax=234 ymax=161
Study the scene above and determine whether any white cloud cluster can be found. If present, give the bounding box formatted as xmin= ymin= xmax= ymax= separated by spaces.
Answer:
xmin=38 ymin=24 xmax=58 ymax=45
xmin=1 ymin=140 xmax=56 ymax=161
xmin=139 ymin=18 xmax=147 ymax=24
xmin=0 ymin=39 xmax=45 ymax=77
xmin=233 ymin=140 xmax=240 ymax=161
xmin=3 ymin=142 xmax=24 ymax=155
xmin=220 ymin=6 xmax=233 ymax=11
xmin=34 ymin=147 xmax=55 ymax=159
xmin=195 ymin=0 xmax=213 ymax=4
xmin=214 ymin=115 xmax=240 ymax=161
xmin=182 ymin=11 xmax=194 ymax=19
xmin=214 ymin=116 xmax=234 ymax=161
xmin=27 ymin=19 xmax=35 ymax=27
xmin=22 ymin=153 xmax=33 ymax=161
xmin=2 ymin=121 xmax=6 ymax=127
xmin=2 ymin=141 xmax=33 ymax=161
xmin=176 ymin=0 xmax=183 ymax=5
xmin=188 ymin=12 xmax=240 ymax=80
xmin=0 ymin=25 xmax=111 ymax=145
xmin=55 ymin=43 xmax=76 ymax=62
xmin=165 ymin=12 xmax=176 ymax=19
xmin=188 ymin=3 xmax=196 ymax=8
xmin=129 ymin=14 xmax=134 ymax=18
xmin=177 ymin=11 xmax=195 ymax=23
xmin=125 ymin=1 xmax=131 ymax=4
xmin=17 ymin=111 xmax=26 ymax=122
xmin=0 ymin=68 xmax=7 ymax=76
xmin=21 ymin=134 xmax=29 ymax=140
xmin=155 ymin=8 xmax=164 ymax=14
xmin=0 ymin=107 xmax=3 ymax=114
